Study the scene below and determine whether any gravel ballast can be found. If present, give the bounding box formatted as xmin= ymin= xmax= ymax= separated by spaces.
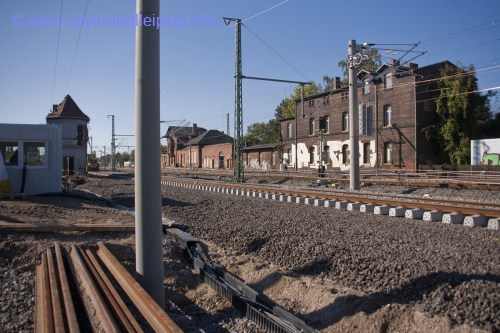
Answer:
xmin=162 ymin=183 xmax=500 ymax=332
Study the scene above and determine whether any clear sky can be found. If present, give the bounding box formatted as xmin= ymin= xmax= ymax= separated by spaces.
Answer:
xmin=1 ymin=0 xmax=499 ymax=156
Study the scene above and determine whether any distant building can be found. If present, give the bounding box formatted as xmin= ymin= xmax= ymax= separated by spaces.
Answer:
xmin=161 ymin=124 xmax=234 ymax=169
xmin=280 ymin=61 xmax=456 ymax=171
xmin=46 ymin=95 xmax=90 ymax=174
xmin=161 ymin=123 xmax=206 ymax=167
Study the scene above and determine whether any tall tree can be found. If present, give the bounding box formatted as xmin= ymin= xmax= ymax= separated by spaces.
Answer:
xmin=242 ymin=120 xmax=280 ymax=147
xmin=423 ymin=63 xmax=497 ymax=164
xmin=274 ymin=81 xmax=323 ymax=120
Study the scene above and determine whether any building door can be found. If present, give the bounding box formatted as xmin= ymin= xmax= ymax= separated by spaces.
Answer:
xmin=218 ymin=152 xmax=224 ymax=169
xmin=63 ymin=156 xmax=74 ymax=175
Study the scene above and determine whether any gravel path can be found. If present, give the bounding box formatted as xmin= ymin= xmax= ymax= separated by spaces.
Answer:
xmin=161 ymin=183 xmax=500 ymax=332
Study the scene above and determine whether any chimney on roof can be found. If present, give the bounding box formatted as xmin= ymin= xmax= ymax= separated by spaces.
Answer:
xmin=389 ymin=59 xmax=400 ymax=66
xmin=192 ymin=123 xmax=197 ymax=135
xmin=408 ymin=63 xmax=418 ymax=70
xmin=52 ymin=104 xmax=58 ymax=112
xmin=332 ymin=76 xmax=342 ymax=90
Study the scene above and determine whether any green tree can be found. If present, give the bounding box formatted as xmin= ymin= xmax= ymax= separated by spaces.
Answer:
xmin=337 ymin=48 xmax=382 ymax=86
xmin=274 ymin=81 xmax=323 ymax=119
xmin=242 ymin=119 xmax=280 ymax=147
xmin=423 ymin=63 xmax=497 ymax=164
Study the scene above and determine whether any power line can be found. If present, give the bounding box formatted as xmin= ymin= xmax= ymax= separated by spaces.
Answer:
xmin=50 ymin=0 xmax=64 ymax=104
xmin=242 ymin=0 xmax=290 ymax=23
xmin=64 ymin=0 xmax=90 ymax=94
xmin=242 ymin=24 xmax=310 ymax=81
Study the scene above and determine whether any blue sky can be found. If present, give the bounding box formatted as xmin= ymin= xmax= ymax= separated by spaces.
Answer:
xmin=1 ymin=0 xmax=499 ymax=156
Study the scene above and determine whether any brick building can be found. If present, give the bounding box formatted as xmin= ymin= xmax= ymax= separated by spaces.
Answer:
xmin=243 ymin=143 xmax=280 ymax=171
xmin=161 ymin=125 xmax=234 ymax=169
xmin=161 ymin=124 xmax=206 ymax=167
xmin=280 ymin=61 xmax=453 ymax=171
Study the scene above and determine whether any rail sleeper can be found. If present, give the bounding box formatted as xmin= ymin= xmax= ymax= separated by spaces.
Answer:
xmin=487 ymin=218 xmax=500 ymax=230
xmin=405 ymin=208 xmax=424 ymax=219
xmin=463 ymin=215 xmax=488 ymax=227
xmin=389 ymin=207 xmax=406 ymax=217
xmin=360 ymin=203 xmax=375 ymax=213
xmin=442 ymin=212 xmax=465 ymax=224
xmin=374 ymin=205 xmax=390 ymax=215
xmin=347 ymin=202 xmax=361 ymax=211
xmin=423 ymin=210 xmax=444 ymax=222
xmin=335 ymin=201 xmax=348 ymax=210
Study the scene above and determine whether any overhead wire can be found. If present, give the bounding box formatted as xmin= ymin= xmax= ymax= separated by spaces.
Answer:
xmin=242 ymin=24 xmax=310 ymax=82
xmin=64 ymin=0 xmax=91 ymax=94
xmin=50 ymin=0 xmax=65 ymax=104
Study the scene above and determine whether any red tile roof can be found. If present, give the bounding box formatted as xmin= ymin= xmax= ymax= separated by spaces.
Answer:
xmin=46 ymin=94 xmax=90 ymax=121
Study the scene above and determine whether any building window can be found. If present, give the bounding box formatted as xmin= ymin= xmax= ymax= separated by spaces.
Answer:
xmin=364 ymin=80 xmax=370 ymax=94
xmin=309 ymin=146 xmax=315 ymax=164
xmin=77 ymin=125 xmax=86 ymax=146
xmin=319 ymin=116 xmax=329 ymax=133
xmin=342 ymin=112 xmax=349 ymax=132
xmin=384 ymin=142 xmax=392 ymax=164
xmin=0 ymin=142 xmax=19 ymax=166
xmin=287 ymin=149 xmax=292 ymax=165
xmin=385 ymin=72 xmax=393 ymax=89
xmin=308 ymin=99 xmax=315 ymax=107
xmin=272 ymin=151 xmax=276 ymax=165
xmin=258 ymin=152 xmax=262 ymax=165
xmin=309 ymin=118 xmax=315 ymax=135
xmin=287 ymin=122 xmax=293 ymax=138
xmin=23 ymin=142 xmax=46 ymax=166
xmin=363 ymin=142 xmax=370 ymax=164
xmin=384 ymin=105 xmax=392 ymax=127
xmin=342 ymin=144 xmax=349 ymax=164
xmin=323 ymin=145 xmax=329 ymax=163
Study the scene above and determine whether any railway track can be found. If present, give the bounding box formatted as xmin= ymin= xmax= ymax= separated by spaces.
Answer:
xmin=35 ymin=242 xmax=183 ymax=333
xmin=161 ymin=168 xmax=500 ymax=191
xmin=161 ymin=176 xmax=500 ymax=226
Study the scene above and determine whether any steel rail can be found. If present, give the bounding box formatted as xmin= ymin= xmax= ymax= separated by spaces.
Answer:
xmin=54 ymin=243 xmax=80 ymax=333
xmin=0 ymin=223 xmax=135 ymax=232
xmin=162 ymin=177 xmax=500 ymax=218
xmin=70 ymin=245 xmax=120 ymax=333
xmin=161 ymin=168 xmax=500 ymax=190
xmin=35 ymin=252 xmax=54 ymax=333
xmin=84 ymin=249 xmax=143 ymax=333
xmin=96 ymin=242 xmax=184 ymax=333
xmin=46 ymin=248 xmax=65 ymax=333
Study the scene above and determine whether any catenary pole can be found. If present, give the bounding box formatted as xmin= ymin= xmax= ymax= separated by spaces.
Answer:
xmin=135 ymin=0 xmax=164 ymax=308
xmin=348 ymin=40 xmax=360 ymax=190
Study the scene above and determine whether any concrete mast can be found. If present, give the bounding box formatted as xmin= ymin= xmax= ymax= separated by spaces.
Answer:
xmin=348 ymin=39 xmax=360 ymax=191
xmin=134 ymin=0 xmax=164 ymax=308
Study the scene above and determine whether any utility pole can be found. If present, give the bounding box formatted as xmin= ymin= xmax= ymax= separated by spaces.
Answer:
xmin=224 ymin=17 xmax=243 ymax=182
xmin=107 ymin=115 xmax=116 ymax=171
xmin=348 ymin=40 xmax=365 ymax=191
xmin=135 ymin=0 xmax=164 ymax=308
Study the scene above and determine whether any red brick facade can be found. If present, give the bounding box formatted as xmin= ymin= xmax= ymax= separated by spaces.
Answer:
xmin=280 ymin=61 xmax=450 ymax=171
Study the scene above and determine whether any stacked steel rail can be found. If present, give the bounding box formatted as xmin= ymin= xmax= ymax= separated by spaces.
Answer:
xmin=34 ymin=242 xmax=183 ymax=333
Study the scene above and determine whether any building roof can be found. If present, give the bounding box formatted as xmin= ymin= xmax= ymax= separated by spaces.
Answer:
xmin=46 ymin=94 xmax=90 ymax=121
xmin=242 ymin=143 xmax=279 ymax=151
xmin=189 ymin=129 xmax=234 ymax=146
xmin=165 ymin=125 xmax=205 ymax=137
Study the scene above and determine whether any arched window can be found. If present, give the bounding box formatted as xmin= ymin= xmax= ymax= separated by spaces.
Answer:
xmin=309 ymin=118 xmax=315 ymax=135
xmin=384 ymin=142 xmax=392 ymax=164
xmin=384 ymin=105 xmax=392 ymax=127
xmin=342 ymin=144 xmax=349 ymax=164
